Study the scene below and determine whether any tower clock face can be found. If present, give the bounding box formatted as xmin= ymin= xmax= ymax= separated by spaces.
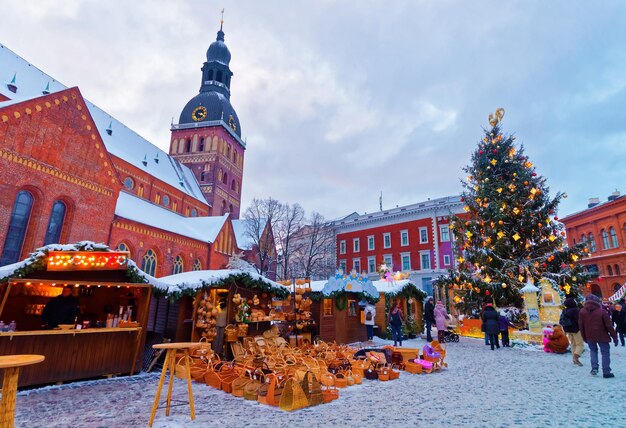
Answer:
xmin=228 ymin=115 xmax=237 ymax=131
xmin=191 ymin=106 xmax=208 ymax=122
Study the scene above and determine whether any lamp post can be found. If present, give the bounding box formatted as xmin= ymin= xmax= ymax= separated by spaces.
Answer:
xmin=520 ymin=277 xmax=541 ymax=333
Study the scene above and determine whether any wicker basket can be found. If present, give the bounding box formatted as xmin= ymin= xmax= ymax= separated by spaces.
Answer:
xmin=225 ymin=324 xmax=238 ymax=342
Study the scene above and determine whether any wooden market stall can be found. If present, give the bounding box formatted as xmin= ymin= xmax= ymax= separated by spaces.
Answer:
xmin=0 ymin=242 xmax=155 ymax=387
xmin=374 ymin=280 xmax=427 ymax=339
xmin=157 ymin=270 xmax=292 ymax=352
xmin=309 ymin=273 xmax=380 ymax=344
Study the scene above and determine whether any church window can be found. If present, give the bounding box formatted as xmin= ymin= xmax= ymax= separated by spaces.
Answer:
xmin=216 ymin=70 xmax=223 ymax=83
xmin=231 ymin=179 xmax=236 ymax=190
xmin=192 ymin=258 xmax=202 ymax=271
xmin=141 ymin=249 xmax=157 ymax=276
xmin=0 ymin=191 xmax=34 ymax=266
xmin=116 ymin=242 xmax=131 ymax=258
xmin=185 ymin=207 xmax=190 ymax=216
xmin=123 ymin=177 xmax=134 ymax=190
xmin=155 ymin=193 xmax=161 ymax=204
xmin=172 ymin=255 xmax=184 ymax=275
xmin=218 ymin=169 xmax=223 ymax=181
xmin=229 ymin=204 xmax=233 ymax=214
xmin=191 ymin=208 xmax=198 ymax=217
xmin=172 ymin=201 xmax=178 ymax=212
xmin=186 ymin=139 xmax=192 ymax=153
xmin=138 ymin=184 xmax=144 ymax=198
xmin=43 ymin=200 xmax=67 ymax=245
xmin=200 ymin=171 xmax=207 ymax=182
xmin=199 ymin=138 xmax=205 ymax=151
xmin=162 ymin=195 xmax=170 ymax=207
xmin=223 ymin=172 xmax=228 ymax=185
xmin=208 ymin=69 xmax=214 ymax=81
xmin=221 ymin=200 xmax=227 ymax=215
xmin=226 ymin=144 xmax=231 ymax=158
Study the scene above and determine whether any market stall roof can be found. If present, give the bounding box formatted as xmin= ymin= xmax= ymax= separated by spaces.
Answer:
xmin=321 ymin=274 xmax=379 ymax=299
xmin=310 ymin=278 xmax=416 ymax=295
xmin=158 ymin=269 xmax=289 ymax=297
xmin=0 ymin=241 xmax=169 ymax=290
xmin=608 ymin=283 xmax=626 ymax=302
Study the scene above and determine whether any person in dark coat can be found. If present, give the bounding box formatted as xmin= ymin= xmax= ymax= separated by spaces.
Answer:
xmin=482 ymin=304 xmax=500 ymax=350
xmin=41 ymin=286 xmax=79 ymax=328
xmin=498 ymin=311 xmax=515 ymax=347
xmin=389 ymin=299 xmax=404 ymax=347
xmin=579 ymin=294 xmax=618 ymax=378
xmin=424 ymin=297 xmax=435 ymax=342
xmin=561 ymin=297 xmax=584 ymax=366
xmin=611 ymin=303 xmax=626 ymax=346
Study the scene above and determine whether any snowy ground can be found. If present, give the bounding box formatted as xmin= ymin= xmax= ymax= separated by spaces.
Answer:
xmin=12 ymin=337 xmax=626 ymax=428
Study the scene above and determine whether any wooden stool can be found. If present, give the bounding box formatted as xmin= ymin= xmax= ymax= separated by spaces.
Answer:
xmin=0 ymin=354 xmax=45 ymax=428
xmin=148 ymin=342 xmax=201 ymax=427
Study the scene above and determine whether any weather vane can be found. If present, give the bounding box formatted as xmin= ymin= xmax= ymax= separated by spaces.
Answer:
xmin=488 ymin=108 xmax=505 ymax=127
xmin=220 ymin=8 xmax=225 ymax=30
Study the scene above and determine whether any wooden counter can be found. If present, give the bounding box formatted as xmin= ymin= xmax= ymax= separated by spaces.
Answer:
xmin=0 ymin=327 xmax=142 ymax=387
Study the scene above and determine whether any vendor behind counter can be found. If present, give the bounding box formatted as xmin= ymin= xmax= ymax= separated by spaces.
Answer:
xmin=41 ymin=286 xmax=79 ymax=328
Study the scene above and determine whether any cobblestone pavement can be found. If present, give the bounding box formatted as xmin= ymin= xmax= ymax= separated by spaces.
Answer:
xmin=11 ymin=338 xmax=626 ymax=427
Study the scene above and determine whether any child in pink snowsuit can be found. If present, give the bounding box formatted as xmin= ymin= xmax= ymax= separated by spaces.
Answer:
xmin=543 ymin=326 xmax=554 ymax=353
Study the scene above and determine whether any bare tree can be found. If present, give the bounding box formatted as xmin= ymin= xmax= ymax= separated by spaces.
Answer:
xmin=242 ymin=197 xmax=281 ymax=276
xmin=273 ymin=203 xmax=305 ymax=280
xmin=292 ymin=212 xmax=336 ymax=280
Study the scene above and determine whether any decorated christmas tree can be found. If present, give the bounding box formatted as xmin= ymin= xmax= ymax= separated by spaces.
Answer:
xmin=435 ymin=109 xmax=589 ymax=311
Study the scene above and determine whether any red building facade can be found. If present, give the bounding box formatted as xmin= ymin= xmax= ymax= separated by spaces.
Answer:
xmin=333 ymin=196 xmax=464 ymax=296
xmin=561 ymin=193 xmax=626 ymax=299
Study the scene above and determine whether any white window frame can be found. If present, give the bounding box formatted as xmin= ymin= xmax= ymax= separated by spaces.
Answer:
xmin=339 ymin=240 xmax=346 ymax=254
xmin=353 ymin=258 xmax=361 ymax=273
xmin=353 ymin=238 xmax=360 ymax=253
xmin=419 ymin=227 xmax=429 ymax=244
xmin=383 ymin=254 xmax=393 ymax=268
xmin=401 ymin=230 xmax=409 ymax=247
xmin=440 ymin=225 xmax=450 ymax=242
xmin=383 ymin=233 xmax=391 ymax=249
xmin=420 ymin=251 xmax=431 ymax=270
xmin=368 ymin=235 xmax=375 ymax=251
xmin=339 ymin=259 xmax=347 ymax=272
xmin=443 ymin=254 xmax=451 ymax=266
xmin=367 ymin=256 xmax=376 ymax=274
xmin=401 ymin=252 xmax=411 ymax=271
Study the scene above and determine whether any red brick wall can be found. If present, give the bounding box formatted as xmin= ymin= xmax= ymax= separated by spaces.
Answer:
xmin=110 ymin=218 xmax=209 ymax=277
xmin=0 ymin=88 xmax=120 ymax=260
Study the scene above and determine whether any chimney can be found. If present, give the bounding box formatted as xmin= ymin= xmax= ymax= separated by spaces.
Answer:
xmin=588 ymin=197 xmax=600 ymax=208
xmin=608 ymin=190 xmax=621 ymax=202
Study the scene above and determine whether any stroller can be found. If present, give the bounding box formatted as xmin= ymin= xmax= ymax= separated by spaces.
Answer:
xmin=441 ymin=326 xmax=460 ymax=343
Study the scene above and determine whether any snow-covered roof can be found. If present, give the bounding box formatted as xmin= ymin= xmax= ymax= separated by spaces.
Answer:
xmin=115 ymin=191 xmax=227 ymax=243
xmin=310 ymin=278 xmax=418 ymax=296
xmin=158 ymin=269 xmax=288 ymax=295
xmin=0 ymin=241 xmax=168 ymax=290
xmin=231 ymin=219 xmax=254 ymax=250
xmin=0 ymin=43 xmax=206 ymax=205
xmin=321 ymin=275 xmax=379 ymax=299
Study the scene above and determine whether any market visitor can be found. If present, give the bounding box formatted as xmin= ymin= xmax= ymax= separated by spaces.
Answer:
xmin=364 ymin=303 xmax=376 ymax=342
xmin=498 ymin=311 xmax=515 ymax=347
xmin=213 ymin=300 xmax=228 ymax=355
xmin=481 ymin=301 xmax=500 ymax=350
xmin=561 ymin=297 xmax=584 ymax=366
xmin=611 ymin=303 xmax=626 ymax=346
xmin=41 ymin=286 xmax=79 ymax=328
xmin=579 ymin=294 xmax=618 ymax=378
xmin=480 ymin=297 xmax=493 ymax=345
xmin=389 ymin=299 xmax=404 ymax=347
xmin=424 ymin=297 xmax=435 ymax=342
xmin=434 ymin=300 xmax=448 ymax=343
xmin=545 ymin=325 xmax=569 ymax=353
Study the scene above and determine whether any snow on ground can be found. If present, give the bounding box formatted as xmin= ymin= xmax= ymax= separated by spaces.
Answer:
xmin=12 ymin=337 xmax=626 ymax=428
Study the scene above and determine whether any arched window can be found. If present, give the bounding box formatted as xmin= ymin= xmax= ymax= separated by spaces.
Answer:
xmin=0 ymin=191 xmax=34 ymax=266
xmin=185 ymin=139 xmax=192 ymax=153
xmin=216 ymin=70 xmax=223 ymax=83
xmin=231 ymin=179 xmax=236 ymax=190
xmin=192 ymin=258 xmax=202 ymax=271
xmin=614 ymin=283 xmax=622 ymax=293
xmin=226 ymin=144 xmax=231 ymax=158
xmin=223 ymin=172 xmax=228 ymax=185
xmin=199 ymin=138 xmax=205 ymax=152
xmin=609 ymin=227 xmax=618 ymax=248
xmin=608 ymin=265 xmax=613 ymax=276
xmin=208 ymin=69 xmax=214 ymax=81
xmin=43 ymin=200 xmax=67 ymax=245
xmin=200 ymin=172 xmax=207 ymax=182
xmin=172 ymin=201 xmax=178 ymax=212
xmin=615 ymin=264 xmax=621 ymax=276
xmin=116 ymin=242 xmax=131 ymax=258
xmin=590 ymin=284 xmax=602 ymax=298
xmin=141 ymin=249 xmax=157 ymax=276
xmin=138 ymin=184 xmax=144 ymax=198
xmin=221 ymin=200 xmax=227 ymax=215
xmin=601 ymin=229 xmax=610 ymax=249
xmin=191 ymin=208 xmax=198 ymax=217
xmin=172 ymin=255 xmax=184 ymax=275
xmin=229 ymin=204 xmax=233 ymax=214
xmin=588 ymin=233 xmax=597 ymax=253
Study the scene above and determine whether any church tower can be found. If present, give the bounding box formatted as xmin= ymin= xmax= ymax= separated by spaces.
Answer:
xmin=170 ymin=20 xmax=245 ymax=219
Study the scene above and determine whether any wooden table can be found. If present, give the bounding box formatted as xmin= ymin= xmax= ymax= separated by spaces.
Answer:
xmin=0 ymin=354 xmax=45 ymax=428
xmin=148 ymin=342 xmax=201 ymax=427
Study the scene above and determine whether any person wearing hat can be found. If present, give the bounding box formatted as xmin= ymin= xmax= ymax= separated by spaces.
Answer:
xmin=579 ymin=294 xmax=618 ymax=378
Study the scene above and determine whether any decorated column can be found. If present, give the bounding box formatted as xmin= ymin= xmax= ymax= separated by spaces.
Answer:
xmin=520 ymin=278 xmax=541 ymax=332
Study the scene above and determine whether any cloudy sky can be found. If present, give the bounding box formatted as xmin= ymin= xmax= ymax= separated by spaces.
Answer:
xmin=1 ymin=1 xmax=625 ymax=220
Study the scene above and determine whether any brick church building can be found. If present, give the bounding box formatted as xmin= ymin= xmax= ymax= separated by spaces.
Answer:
xmin=0 ymin=24 xmax=261 ymax=279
